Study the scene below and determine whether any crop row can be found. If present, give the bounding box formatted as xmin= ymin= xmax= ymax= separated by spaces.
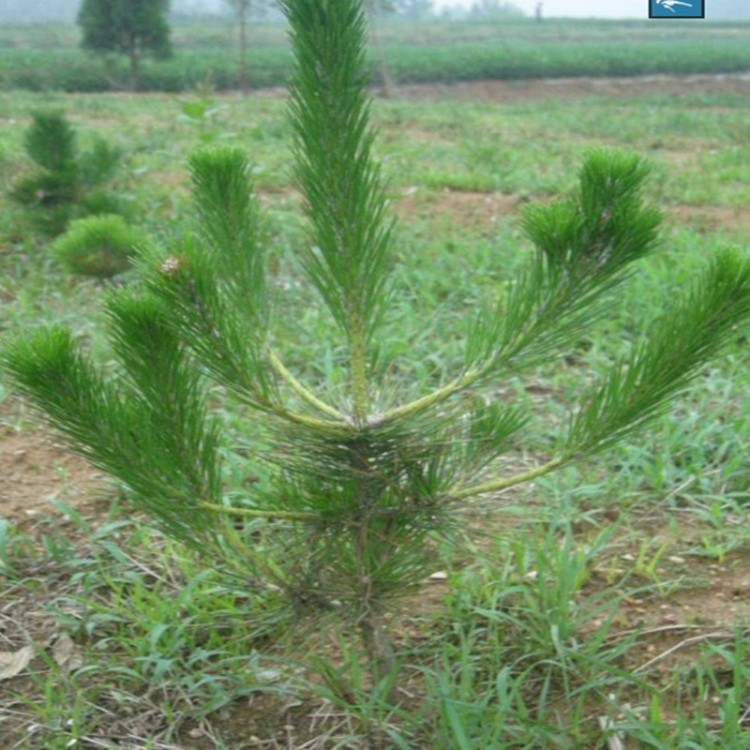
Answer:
xmin=2 ymin=23 xmax=750 ymax=92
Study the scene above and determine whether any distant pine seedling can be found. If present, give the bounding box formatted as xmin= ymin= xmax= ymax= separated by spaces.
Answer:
xmin=52 ymin=214 xmax=146 ymax=279
xmin=10 ymin=110 xmax=124 ymax=236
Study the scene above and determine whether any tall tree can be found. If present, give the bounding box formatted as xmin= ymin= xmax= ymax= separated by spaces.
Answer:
xmin=366 ymin=0 xmax=396 ymax=97
xmin=77 ymin=0 xmax=172 ymax=90
xmin=224 ymin=0 xmax=268 ymax=92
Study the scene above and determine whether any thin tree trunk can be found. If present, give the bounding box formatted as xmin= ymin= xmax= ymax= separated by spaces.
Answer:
xmin=239 ymin=9 xmax=249 ymax=93
xmin=358 ymin=608 xmax=397 ymax=700
xmin=129 ymin=37 xmax=140 ymax=91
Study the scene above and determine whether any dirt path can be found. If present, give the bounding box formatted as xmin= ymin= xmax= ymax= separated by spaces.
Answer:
xmin=393 ymin=72 xmax=750 ymax=102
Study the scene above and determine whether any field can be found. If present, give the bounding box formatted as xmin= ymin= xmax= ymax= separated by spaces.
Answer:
xmin=2 ymin=18 xmax=750 ymax=91
xmin=2 ymin=21 xmax=750 ymax=749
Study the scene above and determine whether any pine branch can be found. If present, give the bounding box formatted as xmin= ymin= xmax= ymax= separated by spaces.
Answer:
xmin=451 ymin=248 xmax=750 ymax=501
xmin=281 ymin=0 xmax=394 ymax=422
xmin=141 ymin=241 xmax=273 ymax=407
xmin=0 ymin=325 xmax=222 ymax=547
xmin=198 ymin=501 xmax=320 ymax=522
xmin=565 ymin=248 xmax=750 ymax=458
xmin=363 ymin=151 xmax=661 ymax=431
xmin=268 ymin=349 xmax=348 ymax=421
xmin=448 ymin=457 xmax=565 ymax=500
xmin=466 ymin=150 xmax=661 ymax=378
xmin=189 ymin=148 xmax=267 ymax=316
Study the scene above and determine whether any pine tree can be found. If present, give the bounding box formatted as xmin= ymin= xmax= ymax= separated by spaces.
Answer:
xmin=10 ymin=110 xmax=122 ymax=235
xmin=4 ymin=0 xmax=750 ymax=694
xmin=77 ymin=0 xmax=172 ymax=90
xmin=51 ymin=214 xmax=145 ymax=279
xmin=223 ymin=0 xmax=270 ymax=91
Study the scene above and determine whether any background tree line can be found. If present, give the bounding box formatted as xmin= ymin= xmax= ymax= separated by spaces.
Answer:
xmin=3 ymin=0 xmax=750 ymax=23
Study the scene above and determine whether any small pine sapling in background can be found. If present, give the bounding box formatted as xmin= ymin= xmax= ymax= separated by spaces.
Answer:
xmin=51 ymin=214 xmax=146 ymax=279
xmin=10 ymin=110 xmax=123 ymax=236
xmin=3 ymin=0 xmax=750 ymax=697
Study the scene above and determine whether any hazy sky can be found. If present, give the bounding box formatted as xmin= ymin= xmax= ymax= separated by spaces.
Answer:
xmin=434 ymin=0 xmax=647 ymax=18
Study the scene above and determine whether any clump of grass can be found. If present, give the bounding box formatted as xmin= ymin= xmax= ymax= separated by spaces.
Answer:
xmin=0 ymin=510 xmax=284 ymax=748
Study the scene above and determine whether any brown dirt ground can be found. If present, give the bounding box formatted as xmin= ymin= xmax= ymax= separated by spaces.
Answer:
xmin=251 ymin=71 xmax=750 ymax=104
xmin=0 ymin=414 xmax=106 ymax=532
xmin=392 ymin=189 xmax=750 ymax=238
xmin=393 ymin=72 xmax=750 ymax=103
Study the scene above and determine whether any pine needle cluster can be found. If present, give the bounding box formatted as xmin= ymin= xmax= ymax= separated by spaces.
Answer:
xmin=3 ymin=0 xmax=750 ymax=684
xmin=52 ymin=214 xmax=145 ymax=278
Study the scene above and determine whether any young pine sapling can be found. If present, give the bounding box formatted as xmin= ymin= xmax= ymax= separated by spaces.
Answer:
xmin=51 ymin=214 xmax=146 ymax=279
xmin=3 ymin=0 xmax=750 ymax=691
xmin=10 ymin=110 xmax=123 ymax=236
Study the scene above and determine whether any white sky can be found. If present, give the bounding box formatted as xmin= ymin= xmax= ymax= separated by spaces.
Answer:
xmin=434 ymin=0 xmax=647 ymax=18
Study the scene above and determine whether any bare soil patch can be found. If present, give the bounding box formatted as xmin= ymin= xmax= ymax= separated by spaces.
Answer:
xmin=133 ymin=72 xmax=750 ymax=107
xmin=669 ymin=203 xmax=750 ymax=236
xmin=393 ymin=72 xmax=750 ymax=103
xmin=0 ymin=421 xmax=105 ymax=531
xmin=392 ymin=188 xmax=521 ymax=227
xmin=392 ymin=186 xmax=750 ymax=237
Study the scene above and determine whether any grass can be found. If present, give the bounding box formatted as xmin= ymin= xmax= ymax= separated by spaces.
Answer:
xmin=1 ymin=74 xmax=750 ymax=747
xmin=1 ymin=18 xmax=750 ymax=92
